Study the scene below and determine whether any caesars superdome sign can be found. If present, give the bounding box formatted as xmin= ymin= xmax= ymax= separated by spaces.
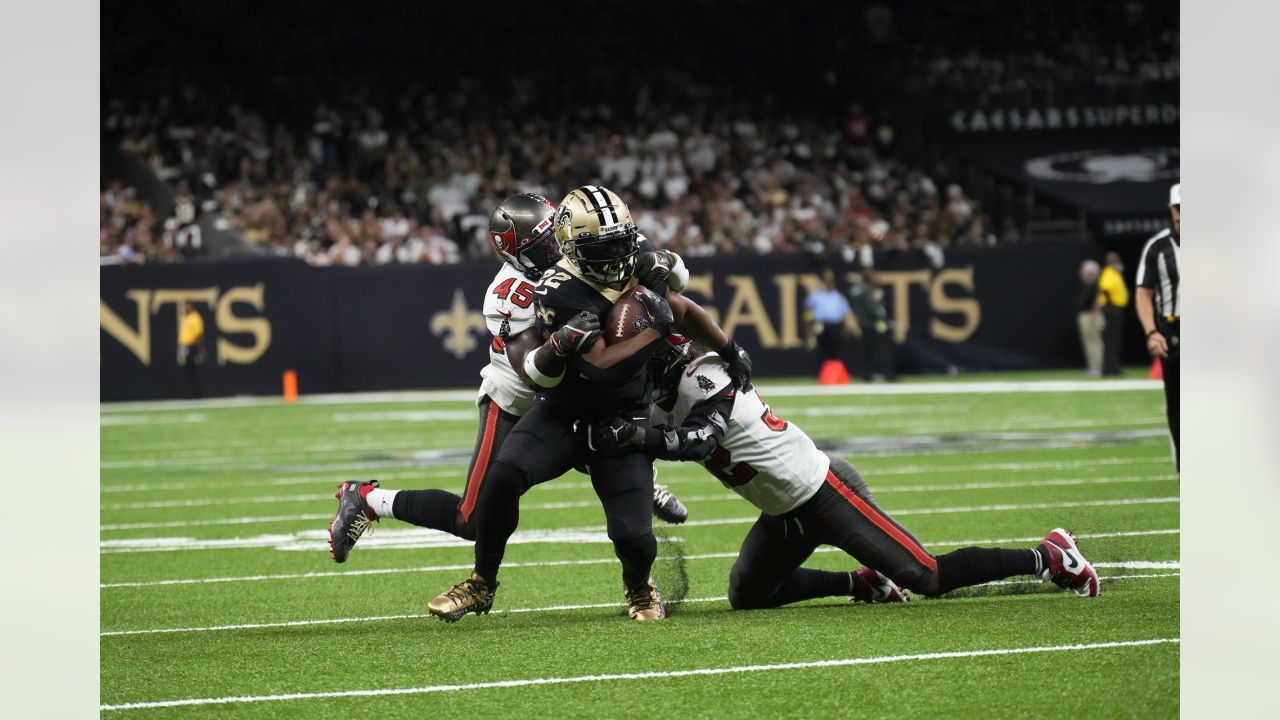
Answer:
xmin=948 ymin=103 xmax=1179 ymax=134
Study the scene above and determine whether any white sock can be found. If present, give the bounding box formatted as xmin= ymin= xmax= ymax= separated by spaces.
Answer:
xmin=365 ymin=488 xmax=399 ymax=519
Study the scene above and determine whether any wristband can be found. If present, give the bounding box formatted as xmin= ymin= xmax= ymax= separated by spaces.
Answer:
xmin=523 ymin=348 xmax=565 ymax=388
xmin=666 ymin=252 xmax=690 ymax=292
xmin=1145 ymin=329 xmax=1160 ymax=339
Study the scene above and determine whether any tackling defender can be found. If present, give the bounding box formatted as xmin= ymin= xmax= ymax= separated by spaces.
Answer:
xmin=591 ymin=340 xmax=1101 ymax=608
xmin=327 ymin=193 xmax=689 ymax=566
xmin=427 ymin=185 xmax=753 ymax=622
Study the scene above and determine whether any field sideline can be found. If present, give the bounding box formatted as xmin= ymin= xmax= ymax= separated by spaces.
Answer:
xmin=101 ymin=375 xmax=1178 ymax=717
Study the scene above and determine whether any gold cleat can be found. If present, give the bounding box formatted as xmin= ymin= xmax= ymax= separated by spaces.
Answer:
xmin=427 ymin=574 xmax=499 ymax=622
xmin=624 ymin=577 xmax=665 ymax=621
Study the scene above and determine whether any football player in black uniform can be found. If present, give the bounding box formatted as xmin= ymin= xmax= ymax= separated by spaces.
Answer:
xmin=326 ymin=193 xmax=690 ymax=563
xmin=428 ymin=185 xmax=752 ymax=622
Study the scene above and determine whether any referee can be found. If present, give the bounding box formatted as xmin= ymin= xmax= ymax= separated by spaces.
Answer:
xmin=1135 ymin=182 xmax=1180 ymax=470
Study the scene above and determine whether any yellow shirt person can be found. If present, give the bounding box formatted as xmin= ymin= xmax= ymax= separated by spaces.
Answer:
xmin=1097 ymin=264 xmax=1128 ymax=308
xmin=179 ymin=306 xmax=204 ymax=349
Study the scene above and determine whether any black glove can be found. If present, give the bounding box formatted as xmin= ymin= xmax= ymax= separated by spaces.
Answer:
xmin=549 ymin=311 xmax=601 ymax=356
xmin=635 ymin=250 xmax=673 ymax=291
xmin=588 ymin=416 xmax=647 ymax=454
xmin=719 ymin=339 xmax=753 ymax=389
xmin=634 ymin=287 xmax=674 ymax=335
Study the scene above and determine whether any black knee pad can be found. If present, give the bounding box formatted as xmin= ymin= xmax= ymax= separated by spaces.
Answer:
xmin=894 ymin=567 xmax=938 ymax=596
xmin=727 ymin=563 xmax=766 ymax=610
xmin=480 ymin=461 xmax=529 ymax=500
xmin=453 ymin=513 xmax=476 ymax=541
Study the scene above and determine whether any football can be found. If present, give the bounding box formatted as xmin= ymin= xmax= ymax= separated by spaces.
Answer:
xmin=603 ymin=285 xmax=657 ymax=345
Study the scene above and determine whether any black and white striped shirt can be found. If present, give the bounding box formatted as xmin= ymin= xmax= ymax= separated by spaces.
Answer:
xmin=1136 ymin=228 xmax=1180 ymax=338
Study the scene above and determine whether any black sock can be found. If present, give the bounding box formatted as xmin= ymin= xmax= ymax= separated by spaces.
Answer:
xmin=936 ymin=547 xmax=1039 ymax=595
xmin=472 ymin=462 xmax=526 ymax=584
xmin=766 ymin=569 xmax=855 ymax=607
xmin=613 ymin=533 xmax=658 ymax=588
xmin=391 ymin=490 xmax=463 ymax=534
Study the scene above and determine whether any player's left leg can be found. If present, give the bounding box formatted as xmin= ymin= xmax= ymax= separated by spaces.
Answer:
xmin=373 ymin=396 xmax=520 ymax=541
xmin=726 ymin=513 xmax=832 ymax=609
xmin=821 ymin=456 xmax=1099 ymax=598
xmin=327 ymin=396 xmax=518 ymax=563
xmin=588 ymin=449 xmax=665 ymax=620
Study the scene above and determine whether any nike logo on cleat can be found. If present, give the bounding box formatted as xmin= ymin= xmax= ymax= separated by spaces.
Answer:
xmin=1061 ymin=547 xmax=1080 ymax=570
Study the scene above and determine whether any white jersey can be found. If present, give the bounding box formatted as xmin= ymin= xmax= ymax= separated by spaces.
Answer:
xmin=477 ymin=263 xmax=539 ymax=416
xmin=652 ymin=354 xmax=828 ymax=515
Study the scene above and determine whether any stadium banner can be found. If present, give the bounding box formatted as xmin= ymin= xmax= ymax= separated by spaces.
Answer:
xmin=940 ymin=102 xmax=1179 ymax=135
xmin=949 ymin=132 xmax=1178 ymax=238
xmin=101 ymin=244 xmax=1093 ymax=401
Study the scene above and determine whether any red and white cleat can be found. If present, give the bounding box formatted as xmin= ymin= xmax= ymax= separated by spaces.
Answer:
xmin=1036 ymin=528 xmax=1100 ymax=598
xmin=852 ymin=567 xmax=910 ymax=603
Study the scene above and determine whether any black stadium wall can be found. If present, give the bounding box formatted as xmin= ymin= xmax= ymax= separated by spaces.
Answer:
xmin=101 ymin=245 xmax=1096 ymax=401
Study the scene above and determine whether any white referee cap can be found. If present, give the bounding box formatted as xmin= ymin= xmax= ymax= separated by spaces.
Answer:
xmin=1169 ymin=183 xmax=1180 ymax=207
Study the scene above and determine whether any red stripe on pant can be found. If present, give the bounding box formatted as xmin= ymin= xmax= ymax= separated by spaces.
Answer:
xmin=460 ymin=402 xmax=500 ymax=520
xmin=824 ymin=469 xmax=937 ymax=572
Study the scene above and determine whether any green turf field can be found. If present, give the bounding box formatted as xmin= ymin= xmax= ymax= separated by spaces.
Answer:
xmin=100 ymin=376 xmax=1179 ymax=718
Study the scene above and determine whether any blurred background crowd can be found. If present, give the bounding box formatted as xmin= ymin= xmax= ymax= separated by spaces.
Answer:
xmin=101 ymin=0 xmax=1177 ymax=267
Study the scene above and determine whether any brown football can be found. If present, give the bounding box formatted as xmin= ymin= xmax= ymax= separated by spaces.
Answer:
xmin=604 ymin=285 xmax=657 ymax=345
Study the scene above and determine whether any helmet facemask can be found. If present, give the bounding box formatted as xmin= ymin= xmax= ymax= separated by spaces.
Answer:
xmin=650 ymin=334 xmax=699 ymax=410
xmin=515 ymin=217 xmax=562 ymax=279
xmin=570 ymin=223 xmax=639 ymax=285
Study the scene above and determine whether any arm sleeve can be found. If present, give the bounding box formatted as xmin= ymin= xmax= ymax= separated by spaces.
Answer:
xmin=571 ymin=334 xmax=661 ymax=385
xmin=641 ymin=387 xmax=735 ymax=461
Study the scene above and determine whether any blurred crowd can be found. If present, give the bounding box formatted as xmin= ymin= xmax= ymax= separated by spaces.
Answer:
xmin=100 ymin=0 xmax=1175 ymax=267
xmin=102 ymin=81 xmax=1011 ymax=268
xmin=886 ymin=0 xmax=1179 ymax=103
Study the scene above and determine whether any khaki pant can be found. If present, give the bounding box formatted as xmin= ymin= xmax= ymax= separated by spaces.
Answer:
xmin=1077 ymin=311 xmax=1104 ymax=375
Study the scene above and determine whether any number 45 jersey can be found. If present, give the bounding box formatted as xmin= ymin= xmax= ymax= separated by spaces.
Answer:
xmin=652 ymin=354 xmax=829 ymax=516
xmin=478 ymin=263 xmax=540 ymax=416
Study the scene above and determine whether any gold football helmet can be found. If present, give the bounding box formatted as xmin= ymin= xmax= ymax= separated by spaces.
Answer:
xmin=554 ymin=185 xmax=640 ymax=285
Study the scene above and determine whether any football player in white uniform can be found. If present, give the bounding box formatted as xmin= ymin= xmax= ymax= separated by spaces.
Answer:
xmin=590 ymin=339 xmax=1102 ymax=606
xmin=327 ymin=193 xmax=690 ymax=565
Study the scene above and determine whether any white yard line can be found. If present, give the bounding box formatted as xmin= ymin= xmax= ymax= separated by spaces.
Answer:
xmin=97 ymin=457 xmax=1173 ymax=495
xmin=99 ymin=495 xmax=1179 ymax=532
xmin=100 ymin=379 xmax=1163 ymax=414
xmin=101 ymin=470 xmax=445 ymax=494
xmin=99 ymin=528 xmax=1180 ymax=586
xmin=102 ymin=474 xmax=1178 ymax=511
xmin=101 ymin=571 xmax=1179 ymax=638
xmin=99 ymin=637 xmax=1178 ymax=710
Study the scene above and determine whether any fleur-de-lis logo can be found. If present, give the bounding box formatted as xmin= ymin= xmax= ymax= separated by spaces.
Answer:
xmin=536 ymin=304 xmax=556 ymax=326
xmin=430 ymin=289 xmax=487 ymax=360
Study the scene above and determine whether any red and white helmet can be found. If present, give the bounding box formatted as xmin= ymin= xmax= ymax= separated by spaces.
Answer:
xmin=488 ymin=193 xmax=563 ymax=280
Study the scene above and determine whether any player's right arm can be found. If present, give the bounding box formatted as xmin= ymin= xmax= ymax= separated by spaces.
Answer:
xmin=667 ymin=292 xmax=753 ymax=389
xmin=523 ymin=290 xmax=672 ymax=389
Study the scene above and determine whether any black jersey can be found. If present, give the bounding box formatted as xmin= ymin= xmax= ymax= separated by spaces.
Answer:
xmin=533 ymin=239 xmax=659 ymax=420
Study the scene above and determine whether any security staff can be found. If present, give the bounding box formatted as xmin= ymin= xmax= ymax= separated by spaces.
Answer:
xmin=1098 ymin=251 xmax=1129 ymax=376
xmin=803 ymin=269 xmax=855 ymax=369
xmin=1135 ymin=183 xmax=1180 ymax=469
xmin=178 ymin=302 xmax=205 ymax=398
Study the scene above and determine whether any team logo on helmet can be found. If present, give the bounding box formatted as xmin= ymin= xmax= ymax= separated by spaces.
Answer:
xmin=491 ymin=226 xmax=517 ymax=256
